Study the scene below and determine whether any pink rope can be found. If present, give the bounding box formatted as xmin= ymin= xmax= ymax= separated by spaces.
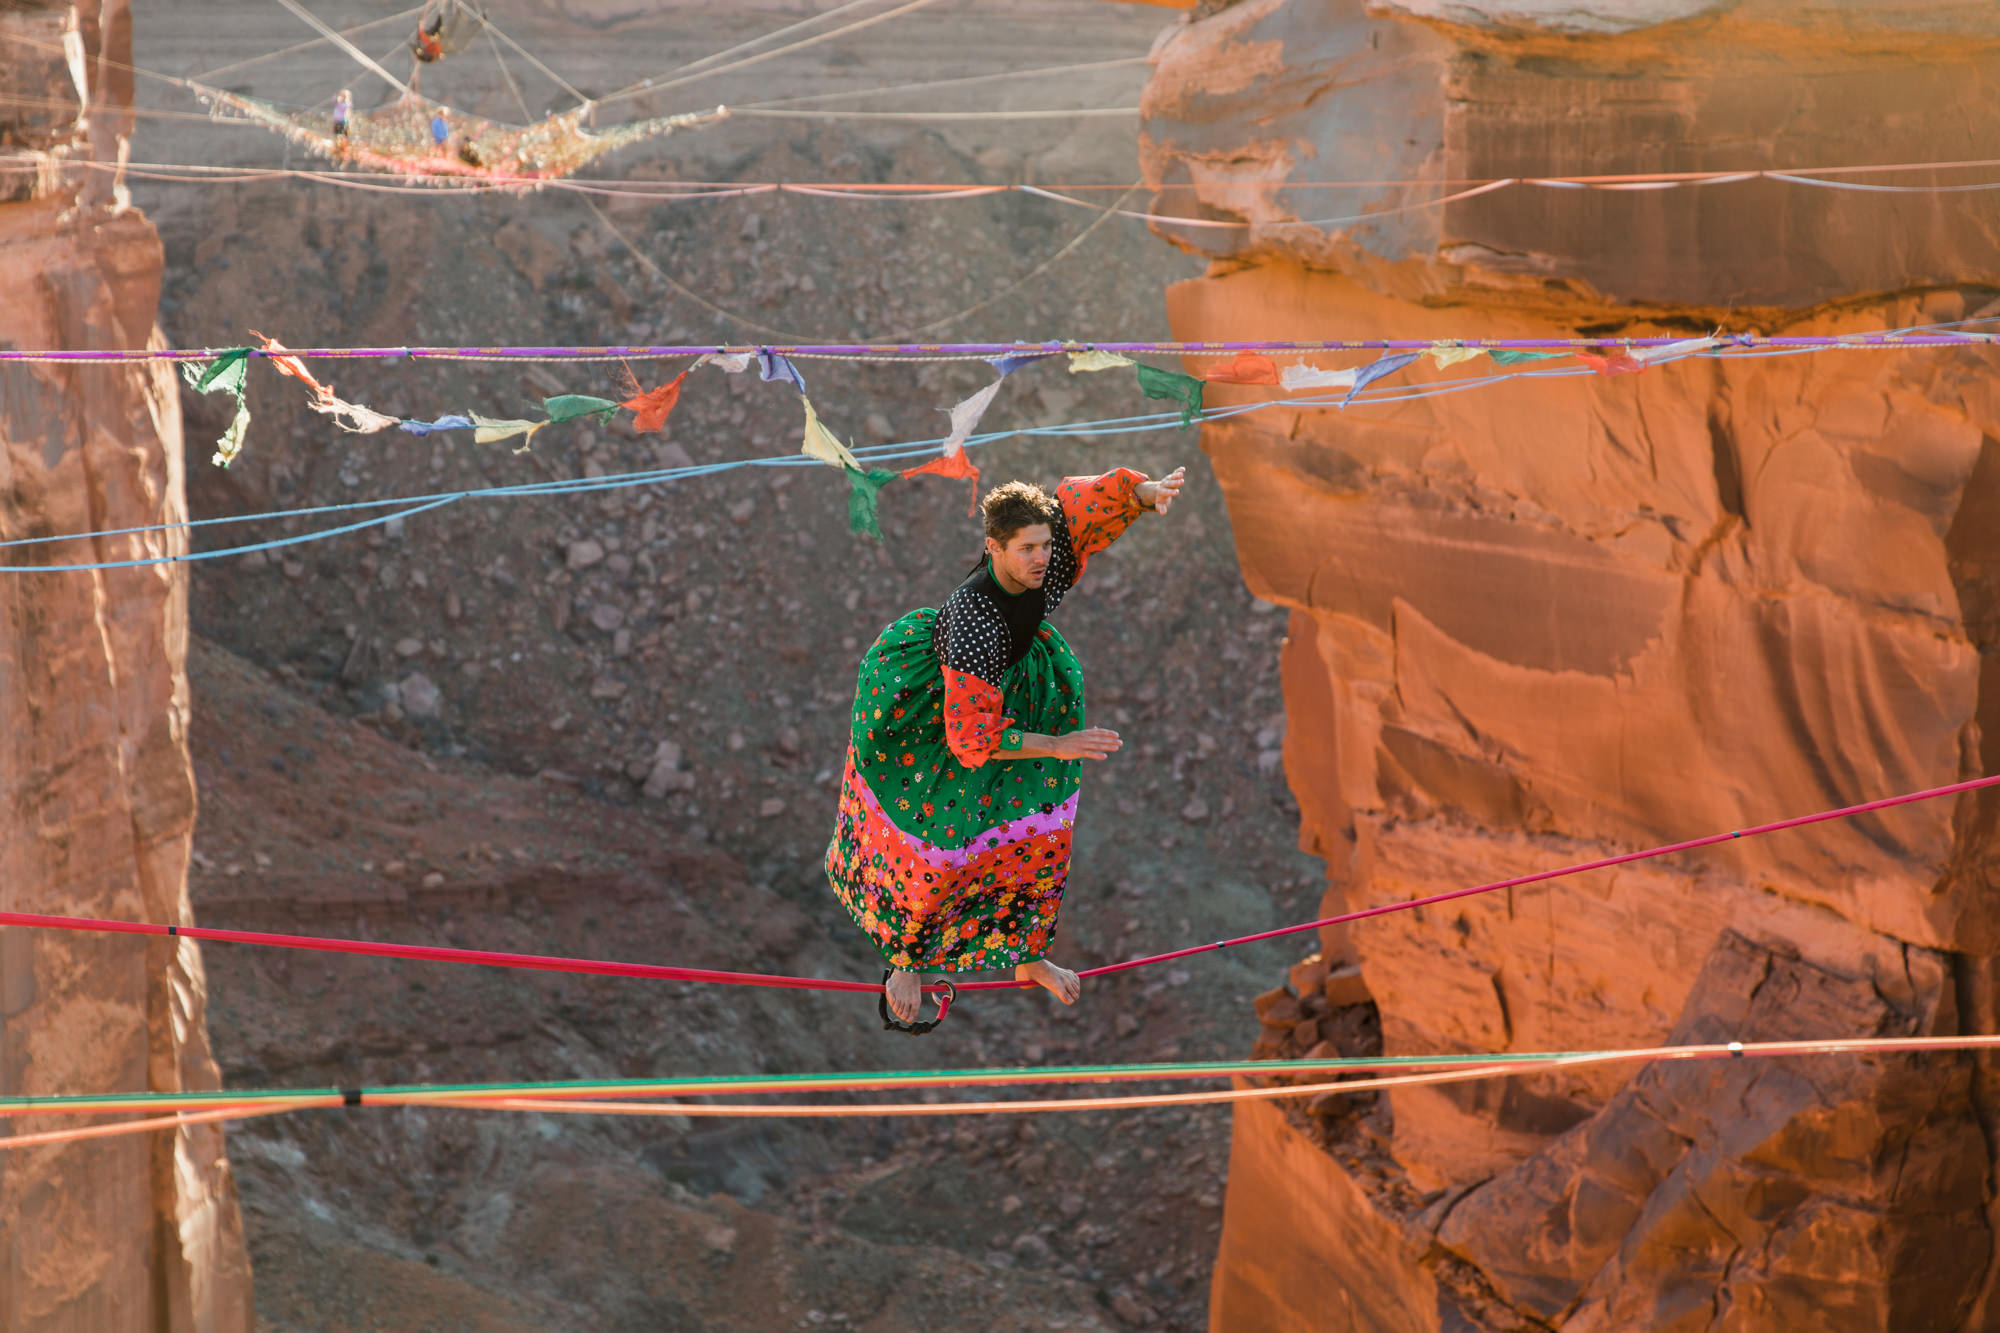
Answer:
xmin=0 ymin=912 xmax=885 ymax=994
xmin=1000 ymin=771 xmax=2000 ymax=989
xmin=1 ymin=773 xmax=1992 ymax=996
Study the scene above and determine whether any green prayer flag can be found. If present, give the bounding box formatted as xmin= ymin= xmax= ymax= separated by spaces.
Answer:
xmin=180 ymin=347 xmax=254 ymax=467
xmin=1488 ymin=349 xmax=1563 ymax=365
xmin=1134 ymin=363 xmax=1204 ymax=428
xmin=845 ymin=466 xmax=900 ymax=541
xmin=542 ymin=394 xmax=621 ymax=425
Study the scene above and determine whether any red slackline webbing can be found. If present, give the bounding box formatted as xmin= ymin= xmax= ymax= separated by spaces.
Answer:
xmin=1017 ymin=769 xmax=2000 ymax=990
xmin=0 ymin=911 xmax=885 ymax=993
xmin=2 ymin=772 xmax=1994 ymax=995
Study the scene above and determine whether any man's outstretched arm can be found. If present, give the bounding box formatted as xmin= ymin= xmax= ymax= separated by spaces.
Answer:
xmin=1134 ymin=467 xmax=1186 ymax=515
xmin=1054 ymin=465 xmax=1189 ymax=578
xmin=1004 ymin=727 xmax=1122 ymax=762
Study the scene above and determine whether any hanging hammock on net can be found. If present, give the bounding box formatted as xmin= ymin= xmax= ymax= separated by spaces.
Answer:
xmin=193 ymin=85 xmax=728 ymax=187
xmin=411 ymin=0 xmax=485 ymax=64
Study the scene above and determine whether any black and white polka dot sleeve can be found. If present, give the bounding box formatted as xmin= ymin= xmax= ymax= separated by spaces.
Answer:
xmin=939 ymin=584 xmax=1010 ymax=686
xmin=1041 ymin=513 xmax=1081 ymax=614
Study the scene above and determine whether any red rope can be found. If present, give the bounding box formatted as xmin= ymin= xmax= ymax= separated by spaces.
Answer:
xmin=1001 ymin=770 xmax=2000 ymax=991
xmin=4 ymin=773 xmax=1994 ymax=996
xmin=0 ymin=912 xmax=885 ymax=993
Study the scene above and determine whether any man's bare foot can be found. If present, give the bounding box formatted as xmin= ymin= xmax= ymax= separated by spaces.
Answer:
xmin=885 ymin=968 xmax=926 ymax=1023
xmin=1016 ymin=958 xmax=1081 ymax=1005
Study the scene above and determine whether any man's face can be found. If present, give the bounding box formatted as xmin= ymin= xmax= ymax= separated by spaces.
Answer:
xmin=987 ymin=524 xmax=1053 ymax=590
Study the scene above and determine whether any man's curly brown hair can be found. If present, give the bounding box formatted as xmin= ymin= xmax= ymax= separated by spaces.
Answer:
xmin=981 ymin=481 xmax=1057 ymax=545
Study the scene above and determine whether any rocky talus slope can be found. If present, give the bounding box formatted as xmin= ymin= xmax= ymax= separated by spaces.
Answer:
xmin=1139 ymin=2 xmax=2000 ymax=1329
xmin=124 ymin=3 xmax=1310 ymax=1328
xmin=0 ymin=1 xmax=251 ymax=1328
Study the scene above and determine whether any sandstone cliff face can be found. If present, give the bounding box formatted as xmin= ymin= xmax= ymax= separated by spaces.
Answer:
xmin=1139 ymin=3 xmax=2000 ymax=1328
xmin=0 ymin=3 xmax=251 ymax=1329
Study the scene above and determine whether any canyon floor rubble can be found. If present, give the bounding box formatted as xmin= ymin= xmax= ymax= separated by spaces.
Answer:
xmin=127 ymin=4 xmax=1324 ymax=1328
xmin=23 ymin=2 xmax=1997 ymax=1328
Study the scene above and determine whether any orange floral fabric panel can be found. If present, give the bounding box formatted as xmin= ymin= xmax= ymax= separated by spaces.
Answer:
xmin=942 ymin=666 xmax=1022 ymax=769
xmin=1055 ymin=468 xmax=1149 ymax=584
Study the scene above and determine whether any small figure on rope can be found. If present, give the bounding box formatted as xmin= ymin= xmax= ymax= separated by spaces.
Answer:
xmin=413 ymin=15 xmax=446 ymax=64
xmin=430 ymin=107 xmax=449 ymax=155
xmin=332 ymin=88 xmax=352 ymax=151
xmin=826 ymin=466 xmax=1188 ymax=1028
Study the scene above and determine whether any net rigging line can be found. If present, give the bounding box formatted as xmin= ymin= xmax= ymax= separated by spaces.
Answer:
xmin=892 ymin=183 xmax=1142 ymax=338
xmin=190 ymin=5 xmax=428 ymax=82
xmin=8 ymin=1034 xmax=2000 ymax=1150
xmin=732 ymin=107 xmax=1138 ymax=122
xmin=23 ymin=71 xmax=2000 ymax=198
xmin=16 ymin=20 xmax=1997 ymax=206
xmin=579 ymin=193 xmax=826 ymax=343
xmin=28 ymin=25 xmax=2000 ymax=199
xmin=734 ymin=55 xmax=1150 ymax=109
xmin=578 ymin=169 xmax=1144 ymax=343
xmin=476 ymin=12 xmax=591 ymax=110
xmin=482 ymin=20 xmax=534 ymax=127
xmin=0 ymin=772 xmax=1989 ymax=999
xmin=592 ymin=0 xmax=946 ymax=111
xmin=269 ymin=0 xmax=414 ymax=98
xmin=605 ymin=0 xmax=884 ymax=101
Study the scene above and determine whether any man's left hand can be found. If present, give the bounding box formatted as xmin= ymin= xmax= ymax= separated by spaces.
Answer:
xmin=1137 ymin=467 xmax=1187 ymax=515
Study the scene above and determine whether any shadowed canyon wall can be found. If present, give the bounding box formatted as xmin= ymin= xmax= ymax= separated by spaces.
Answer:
xmin=1137 ymin=2 xmax=2000 ymax=1328
xmin=0 ymin=3 xmax=252 ymax=1328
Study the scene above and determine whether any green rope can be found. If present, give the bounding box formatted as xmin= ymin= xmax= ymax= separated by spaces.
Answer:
xmin=0 ymin=1050 xmax=1590 ymax=1115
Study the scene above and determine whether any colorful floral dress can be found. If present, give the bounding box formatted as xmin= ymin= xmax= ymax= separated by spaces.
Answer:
xmin=826 ymin=470 xmax=1153 ymax=973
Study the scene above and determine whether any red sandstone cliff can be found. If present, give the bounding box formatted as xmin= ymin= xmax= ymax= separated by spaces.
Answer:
xmin=0 ymin=3 xmax=252 ymax=1328
xmin=1139 ymin=3 xmax=2000 ymax=1328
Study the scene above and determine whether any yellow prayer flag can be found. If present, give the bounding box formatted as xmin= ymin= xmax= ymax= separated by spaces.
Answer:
xmin=1426 ymin=342 xmax=1484 ymax=368
xmin=1067 ymin=349 xmax=1135 ymax=374
xmin=800 ymin=396 xmax=860 ymax=470
xmin=471 ymin=413 xmax=547 ymax=452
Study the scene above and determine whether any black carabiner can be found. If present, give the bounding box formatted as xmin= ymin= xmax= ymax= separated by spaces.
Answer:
xmin=879 ymin=971 xmax=956 ymax=1036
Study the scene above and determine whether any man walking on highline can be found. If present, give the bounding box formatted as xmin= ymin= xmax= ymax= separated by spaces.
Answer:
xmin=826 ymin=465 xmax=1187 ymax=1024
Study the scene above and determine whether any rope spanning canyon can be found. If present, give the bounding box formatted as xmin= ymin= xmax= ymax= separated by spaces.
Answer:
xmin=3 ymin=316 xmax=1993 ymax=575
xmin=0 ymin=353 xmax=1745 ymax=574
xmin=15 ymin=146 xmax=2000 ymax=210
xmin=3 ymin=772 xmax=1991 ymax=1001
xmin=6 ymin=1034 xmax=2000 ymax=1150
xmin=0 ymin=329 xmax=1993 ymax=362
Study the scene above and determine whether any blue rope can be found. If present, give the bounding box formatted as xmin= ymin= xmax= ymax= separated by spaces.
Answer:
xmin=1 ymin=496 xmax=462 ymax=573
xmin=2 ymin=324 xmax=1979 ymax=574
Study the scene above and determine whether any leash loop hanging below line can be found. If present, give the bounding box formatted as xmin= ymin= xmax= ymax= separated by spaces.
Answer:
xmin=879 ymin=972 xmax=956 ymax=1036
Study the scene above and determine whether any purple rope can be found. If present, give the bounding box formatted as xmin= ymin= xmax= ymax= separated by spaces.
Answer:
xmin=6 ymin=333 xmax=1994 ymax=362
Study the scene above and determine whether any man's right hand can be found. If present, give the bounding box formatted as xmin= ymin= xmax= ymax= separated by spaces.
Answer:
xmin=1052 ymin=728 xmax=1123 ymax=761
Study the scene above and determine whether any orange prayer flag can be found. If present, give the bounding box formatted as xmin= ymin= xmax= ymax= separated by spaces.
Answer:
xmin=1577 ymin=351 xmax=1644 ymax=375
xmin=903 ymin=449 xmax=981 ymax=516
xmin=1202 ymin=352 xmax=1281 ymax=386
xmin=253 ymin=332 xmax=334 ymax=405
xmin=621 ymin=372 xmax=687 ymax=433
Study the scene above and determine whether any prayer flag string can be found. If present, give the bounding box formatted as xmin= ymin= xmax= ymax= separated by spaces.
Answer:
xmin=13 ymin=318 xmax=1990 ymax=559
